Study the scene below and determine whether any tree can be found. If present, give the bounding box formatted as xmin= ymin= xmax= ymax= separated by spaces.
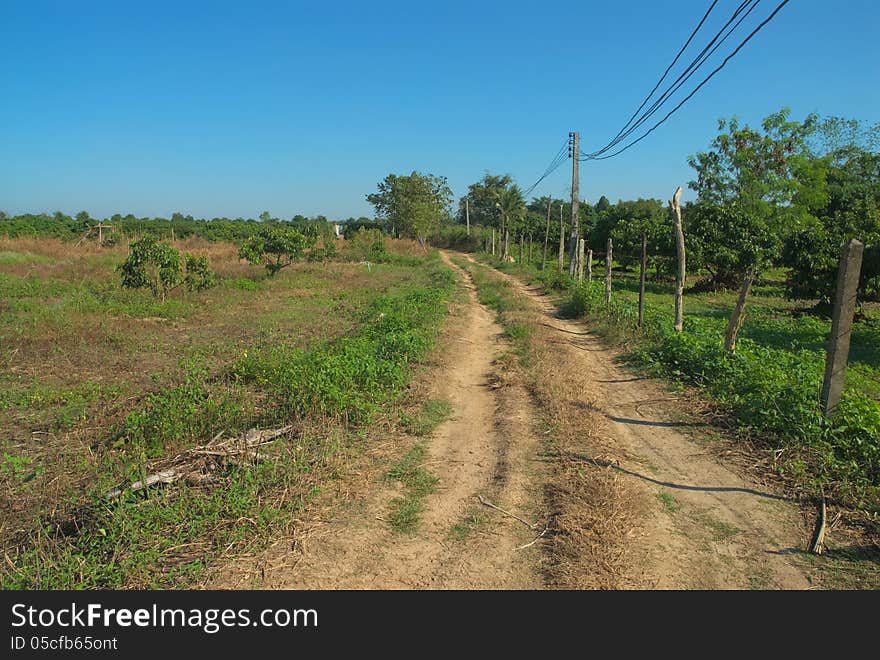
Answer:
xmin=783 ymin=118 xmax=880 ymax=309
xmin=458 ymin=173 xmax=513 ymax=228
xmin=239 ymin=226 xmax=316 ymax=276
xmin=496 ymin=185 xmax=525 ymax=260
xmin=367 ymin=171 xmax=452 ymax=248
xmin=606 ymin=199 xmax=669 ymax=271
xmin=118 ymin=236 xmax=216 ymax=300
xmin=688 ymin=108 xmax=818 ymax=351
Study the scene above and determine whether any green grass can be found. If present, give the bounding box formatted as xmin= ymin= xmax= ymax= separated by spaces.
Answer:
xmin=2 ymin=245 xmax=457 ymax=588
xmin=490 ymin=257 xmax=880 ymax=509
xmin=449 ymin=508 xmax=489 ymax=541
xmin=385 ymin=444 xmax=439 ymax=533
xmin=401 ymin=399 xmax=453 ymax=436
xmin=695 ymin=513 xmax=743 ymax=541
xmin=658 ymin=491 xmax=682 ymax=514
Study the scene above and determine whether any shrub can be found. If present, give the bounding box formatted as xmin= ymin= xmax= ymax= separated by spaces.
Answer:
xmin=239 ymin=226 xmax=316 ymax=276
xmin=118 ymin=236 xmax=217 ymax=299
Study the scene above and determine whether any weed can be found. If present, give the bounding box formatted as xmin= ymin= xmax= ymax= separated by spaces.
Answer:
xmin=657 ymin=491 xmax=682 ymax=513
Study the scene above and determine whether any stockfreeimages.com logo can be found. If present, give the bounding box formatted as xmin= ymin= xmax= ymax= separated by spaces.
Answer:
xmin=11 ymin=603 xmax=318 ymax=635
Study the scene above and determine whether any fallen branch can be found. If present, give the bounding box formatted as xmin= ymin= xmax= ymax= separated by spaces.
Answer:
xmin=516 ymin=527 xmax=549 ymax=550
xmin=105 ymin=469 xmax=179 ymax=499
xmin=809 ymin=487 xmax=827 ymax=555
xmin=477 ymin=494 xmax=539 ymax=530
xmin=104 ymin=425 xmax=292 ymax=499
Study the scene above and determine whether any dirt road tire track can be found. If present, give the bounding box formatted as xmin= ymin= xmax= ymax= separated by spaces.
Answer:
xmin=213 ymin=252 xmax=544 ymax=589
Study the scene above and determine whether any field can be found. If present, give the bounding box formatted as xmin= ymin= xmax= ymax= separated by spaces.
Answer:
xmin=0 ymin=235 xmax=455 ymax=588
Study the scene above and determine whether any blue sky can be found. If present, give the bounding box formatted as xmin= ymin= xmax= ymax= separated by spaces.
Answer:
xmin=2 ymin=0 xmax=878 ymax=220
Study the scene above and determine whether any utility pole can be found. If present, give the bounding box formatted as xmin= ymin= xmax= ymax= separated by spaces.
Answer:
xmin=465 ymin=198 xmax=470 ymax=236
xmin=557 ymin=203 xmax=565 ymax=273
xmin=541 ymin=199 xmax=551 ymax=271
xmin=567 ymin=131 xmax=580 ymax=277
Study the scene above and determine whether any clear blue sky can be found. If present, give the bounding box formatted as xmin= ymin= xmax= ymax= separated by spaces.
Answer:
xmin=2 ymin=0 xmax=878 ymax=220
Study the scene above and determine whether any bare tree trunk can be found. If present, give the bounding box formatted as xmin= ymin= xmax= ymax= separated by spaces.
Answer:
xmin=604 ymin=238 xmax=613 ymax=305
xmin=724 ymin=266 xmax=757 ymax=353
xmin=669 ymin=186 xmax=686 ymax=333
xmin=638 ymin=231 xmax=647 ymax=329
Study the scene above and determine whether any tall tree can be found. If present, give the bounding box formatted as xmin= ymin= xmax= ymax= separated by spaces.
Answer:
xmin=458 ymin=173 xmax=513 ymax=228
xmin=496 ymin=185 xmax=525 ymax=260
xmin=367 ymin=171 xmax=453 ymax=248
xmin=688 ymin=108 xmax=818 ymax=351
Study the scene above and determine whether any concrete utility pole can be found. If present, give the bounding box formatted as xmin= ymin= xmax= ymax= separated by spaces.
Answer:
xmin=821 ymin=238 xmax=865 ymax=415
xmin=465 ymin=198 xmax=470 ymax=236
xmin=557 ymin=203 xmax=565 ymax=273
xmin=568 ymin=131 xmax=580 ymax=277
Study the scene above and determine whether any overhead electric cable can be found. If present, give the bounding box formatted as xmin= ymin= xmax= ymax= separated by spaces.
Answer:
xmin=585 ymin=0 xmax=791 ymax=161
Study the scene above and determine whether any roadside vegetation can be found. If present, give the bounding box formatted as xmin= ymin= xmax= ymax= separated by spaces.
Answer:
xmin=436 ymin=109 xmax=880 ymax=514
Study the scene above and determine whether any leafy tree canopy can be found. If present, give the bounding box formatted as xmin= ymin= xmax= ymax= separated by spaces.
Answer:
xmin=367 ymin=171 xmax=452 ymax=247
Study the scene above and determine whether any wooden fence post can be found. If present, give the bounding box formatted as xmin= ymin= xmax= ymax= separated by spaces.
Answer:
xmin=638 ymin=230 xmax=647 ymax=329
xmin=577 ymin=238 xmax=585 ymax=282
xmin=669 ymin=186 xmax=685 ymax=333
xmin=586 ymin=249 xmax=592 ymax=282
xmin=605 ymin=238 xmax=613 ymax=305
xmin=821 ymin=238 xmax=865 ymax=415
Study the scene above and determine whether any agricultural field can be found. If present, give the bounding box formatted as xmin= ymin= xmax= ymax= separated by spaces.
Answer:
xmin=0 ymin=234 xmax=456 ymax=588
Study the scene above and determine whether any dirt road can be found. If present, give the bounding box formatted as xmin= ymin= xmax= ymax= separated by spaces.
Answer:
xmin=502 ymin=269 xmax=814 ymax=589
xmin=213 ymin=252 xmax=814 ymax=589
xmin=219 ymin=253 xmax=545 ymax=589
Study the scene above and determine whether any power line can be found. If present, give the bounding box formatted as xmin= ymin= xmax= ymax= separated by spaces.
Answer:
xmin=583 ymin=0 xmax=757 ymax=160
xmin=595 ymin=0 xmax=720 ymax=157
xmin=521 ymin=137 xmax=569 ymax=198
xmin=586 ymin=0 xmax=791 ymax=161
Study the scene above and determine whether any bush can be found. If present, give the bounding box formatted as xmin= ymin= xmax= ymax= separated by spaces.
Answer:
xmin=118 ymin=237 xmax=218 ymax=299
xmin=239 ymin=226 xmax=316 ymax=276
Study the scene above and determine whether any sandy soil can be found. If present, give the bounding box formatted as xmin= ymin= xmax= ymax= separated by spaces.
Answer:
xmin=504 ymin=271 xmax=814 ymax=589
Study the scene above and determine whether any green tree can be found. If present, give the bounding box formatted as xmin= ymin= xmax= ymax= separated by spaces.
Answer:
xmin=458 ymin=173 xmax=513 ymax=228
xmin=117 ymin=236 xmax=215 ymax=300
xmin=496 ymin=184 xmax=525 ymax=260
xmin=688 ymin=108 xmax=818 ymax=351
xmin=239 ymin=226 xmax=315 ymax=276
xmin=783 ymin=118 xmax=880 ymax=309
xmin=607 ymin=199 xmax=671 ymax=273
xmin=367 ymin=171 xmax=452 ymax=248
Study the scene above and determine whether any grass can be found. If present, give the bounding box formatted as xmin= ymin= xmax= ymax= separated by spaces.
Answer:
xmin=658 ymin=491 xmax=682 ymax=514
xmin=1 ymin=236 xmax=456 ymax=588
xmin=385 ymin=444 xmax=439 ymax=533
xmin=459 ymin=247 xmax=880 ymax=589
xmin=449 ymin=508 xmax=489 ymax=541
xmin=484 ymin=255 xmax=880 ymax=510
xmin=401 ymin=399 xmax=453 ymax=436
xmin=695 ymin=513 xmax=743 ymax=541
